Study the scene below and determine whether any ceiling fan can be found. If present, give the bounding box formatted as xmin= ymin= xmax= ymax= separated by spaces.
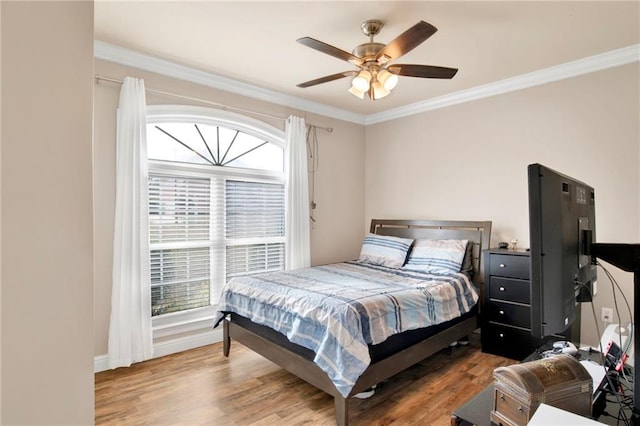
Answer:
xmin=296 ymin=19 xmax=458 ymax=100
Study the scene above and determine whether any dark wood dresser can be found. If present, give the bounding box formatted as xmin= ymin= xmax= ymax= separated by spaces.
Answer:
xmin=481 ymin=248 xmax=535 ymax=359
xmin=481 ymin=248 xmax=580 ymax=360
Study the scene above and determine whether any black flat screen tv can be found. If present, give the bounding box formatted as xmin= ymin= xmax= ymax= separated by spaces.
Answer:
xmin=528 ymin=163 xmax=597 ymax=338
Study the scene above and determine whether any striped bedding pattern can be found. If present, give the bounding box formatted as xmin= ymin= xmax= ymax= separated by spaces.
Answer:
xmin=214 ymin=261 xmax=478 ymax=398
xmin=403 ymin=239 xmax=469 ymax=274
xmin=357 ymin=233 xmax=413 ymax=268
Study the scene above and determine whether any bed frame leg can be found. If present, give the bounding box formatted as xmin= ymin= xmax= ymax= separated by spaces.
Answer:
xmin=223 ymin=319 xmax=230 ymax=357
xmin=334 ymin=396 xmax=348 ymax=426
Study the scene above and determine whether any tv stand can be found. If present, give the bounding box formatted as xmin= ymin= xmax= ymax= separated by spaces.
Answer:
xmin=589 ymin=242 xmax=640 ymax=424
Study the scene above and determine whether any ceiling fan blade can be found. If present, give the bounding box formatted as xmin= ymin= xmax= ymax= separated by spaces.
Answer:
xmin=375 ymin=21 xmax=437 ymax=62
xmin=297 ymin=37 xmax=364 ymax=66
xmin=296 ymin=71 xmax=358 ymax=88
xmin=388 ymin=64 xmax=458 ymax=79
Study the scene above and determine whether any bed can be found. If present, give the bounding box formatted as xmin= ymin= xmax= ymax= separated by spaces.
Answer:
xmin=215 ymin=219 xmax=492 ymax=425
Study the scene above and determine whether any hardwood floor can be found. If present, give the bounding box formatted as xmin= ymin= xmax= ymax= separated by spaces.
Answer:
xmin=95 ymin=333 xmax=512 ymax=425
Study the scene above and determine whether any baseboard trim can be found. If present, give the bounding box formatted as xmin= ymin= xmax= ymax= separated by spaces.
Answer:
xmin=94 ymin=328 xmax=223 ymax=373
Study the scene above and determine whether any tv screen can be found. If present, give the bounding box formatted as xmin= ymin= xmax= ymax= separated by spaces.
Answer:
xmin=528 ymin=163 xmax=597 ymax=338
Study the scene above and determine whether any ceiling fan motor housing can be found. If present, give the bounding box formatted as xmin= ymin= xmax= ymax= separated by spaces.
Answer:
xmin=352 ymin=42 xmax=385 ymax=60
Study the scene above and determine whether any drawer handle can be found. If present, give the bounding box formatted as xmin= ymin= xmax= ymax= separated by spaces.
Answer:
xmin=499 ymin=333 xmax=504 ymax=338
xmin=499 ymin=286 xmax=505 ymax=292
xmin=518 ymin=406 xmax=524 ymax=413
xmin=499 ymin=263 xmax=506 ymax=268
xmin=499 ymin=394 xmax=506 ymax=401
xmin=499 ymin=310 xmax=505 ymax=315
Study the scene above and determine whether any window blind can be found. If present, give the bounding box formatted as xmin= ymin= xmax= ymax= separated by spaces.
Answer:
xmin=149 ymin=174 xmax=212 ymax=316
xmin=148 ymin=175 xmax=211 ymax=243
xmin=225 ymin=180 xmax=285 ymax=280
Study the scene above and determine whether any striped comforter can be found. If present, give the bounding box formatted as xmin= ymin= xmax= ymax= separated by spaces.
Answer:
xmin=214 ymin=261 xmax=478 ymax=397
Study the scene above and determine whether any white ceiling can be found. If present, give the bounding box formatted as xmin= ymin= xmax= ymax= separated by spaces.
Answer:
xmin=94 ymin=1 xmax=640 ymax=117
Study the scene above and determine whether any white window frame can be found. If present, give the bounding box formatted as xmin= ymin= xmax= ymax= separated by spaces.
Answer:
xmin=146 ymin=105 xmax=285 ymax=337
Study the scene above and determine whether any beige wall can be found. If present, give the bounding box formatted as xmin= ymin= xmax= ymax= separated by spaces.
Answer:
xmin=1 ymin=2 xmax=95 ymax=424
xmin=365 ymin=63 xmax=640 ymax=347
xmin=93 ymin=60 xmax=366 ymax=356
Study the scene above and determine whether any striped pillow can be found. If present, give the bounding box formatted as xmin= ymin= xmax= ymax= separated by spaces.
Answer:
xmin=358 ymin=234 xmax=414 ymax=268
xmin=403 ymin=239 xmax=468 ymax=274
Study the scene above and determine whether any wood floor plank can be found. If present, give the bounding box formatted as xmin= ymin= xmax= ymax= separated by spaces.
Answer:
xmin=95 ymin=333 xmax=512 ymax=425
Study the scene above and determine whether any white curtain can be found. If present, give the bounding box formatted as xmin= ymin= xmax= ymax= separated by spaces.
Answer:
xmin=108 ymin=77 xmax=153 ymax=368
xmin=284 ymin=115 xmax=311 ymax=270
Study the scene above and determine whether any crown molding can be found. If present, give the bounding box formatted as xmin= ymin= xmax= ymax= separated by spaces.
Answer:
xmin=366 ymin=44 xmax=640 ymax=125
xmin=95 ymin=41 xmax=638 ymax=126
xmin=94 ymin=40 xmax=367 ymax=125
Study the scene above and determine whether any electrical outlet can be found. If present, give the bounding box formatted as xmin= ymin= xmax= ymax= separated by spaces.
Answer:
xmin=601 ymin=307 xmax=613 ymax=323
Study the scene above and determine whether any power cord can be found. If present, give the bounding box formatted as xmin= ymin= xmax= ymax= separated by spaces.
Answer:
xmin=578 ymin=262 xmax=635 ymax=425
xmin=576 ymin=280 xmax=631 ymax=425
xmin=597 ymin=260 xmax=633 ymax=330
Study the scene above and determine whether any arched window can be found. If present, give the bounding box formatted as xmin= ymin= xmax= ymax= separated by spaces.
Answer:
xmin=146 ymin=105 xmax=285 ymax=322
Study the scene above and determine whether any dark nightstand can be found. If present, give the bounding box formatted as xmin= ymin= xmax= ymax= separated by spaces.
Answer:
xmin=481 ymin=248 xmax=581 ymax=360
xmin=481 ymin=248 xmax=538 ymax=360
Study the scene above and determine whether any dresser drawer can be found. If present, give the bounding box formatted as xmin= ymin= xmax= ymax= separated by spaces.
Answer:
xmin=487 ymin=300 xmax=531 ymax=328
xmin=483 ymin=324 xmax=535 ymax=360
xmin=490 ymin=254 xmax=530 ymax=279
xmin=489 ymin=277 xmax=530 ymax=304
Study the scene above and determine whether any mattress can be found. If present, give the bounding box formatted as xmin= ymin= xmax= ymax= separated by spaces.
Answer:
xmin=229 ymin=306 xmax=477 ymax=363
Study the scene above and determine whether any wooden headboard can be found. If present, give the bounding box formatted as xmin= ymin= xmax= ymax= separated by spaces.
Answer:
xmin=370 ymin=219 xmax=492 ymax=284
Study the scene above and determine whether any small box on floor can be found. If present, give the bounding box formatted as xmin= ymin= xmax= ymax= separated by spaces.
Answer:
xmin=491 ymin=354 xmax=592 ymax=426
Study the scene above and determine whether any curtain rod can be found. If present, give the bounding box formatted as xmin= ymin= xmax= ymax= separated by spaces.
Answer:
xmin=94 ymin=75 xmax=333 ymax=133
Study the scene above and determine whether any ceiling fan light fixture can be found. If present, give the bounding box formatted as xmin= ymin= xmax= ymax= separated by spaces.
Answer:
xmin=378 ymin=69 xmax=399 ymax=91
xmin=348 ymin=85 xmax=366 ymax=99
xmin=371 ymin=81 xmax=391 ymax=100
xmin=351 ymin=70 xmax=372 ymax=92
